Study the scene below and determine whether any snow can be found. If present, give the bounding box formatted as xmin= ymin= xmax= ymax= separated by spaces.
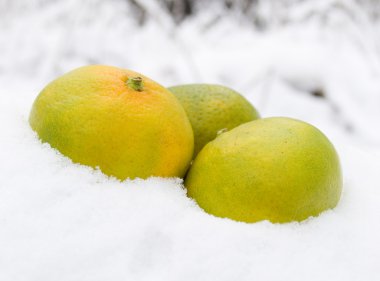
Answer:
xmin=1 ymin=0 xmax=380 ymax=280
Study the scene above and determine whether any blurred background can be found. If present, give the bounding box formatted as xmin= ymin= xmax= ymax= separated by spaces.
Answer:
xmin=1 ymin=0 xmax=380 ymax=149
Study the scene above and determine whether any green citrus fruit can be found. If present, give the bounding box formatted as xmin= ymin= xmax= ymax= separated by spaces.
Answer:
xmin=185 ymin=117 xmax=342 ymax=223
xmin=168 ymin=84 xmax=259 ymax=157
xmin=29 ymin=65 xmax=194 ymax=180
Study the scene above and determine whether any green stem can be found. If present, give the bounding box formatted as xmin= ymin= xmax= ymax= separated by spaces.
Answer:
xmin=127 ymin=77 xmax=144 ymax=91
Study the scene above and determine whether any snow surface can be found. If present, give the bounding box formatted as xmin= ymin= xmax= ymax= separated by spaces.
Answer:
xmin=1 ymin=0 xmax=380 ymax=280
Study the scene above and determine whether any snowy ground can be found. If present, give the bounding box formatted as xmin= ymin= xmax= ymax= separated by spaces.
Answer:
xmin=1 ymin=0 xmax=380 ymax=280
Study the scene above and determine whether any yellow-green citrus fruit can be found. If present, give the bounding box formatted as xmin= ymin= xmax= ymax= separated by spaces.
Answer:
xmin=185 ymin=117 xmax=342 ymax=223
xmin=169 ymin=84 xmax=259 ymax=157
xmin=29 ymin=65 xmax=194 ymax=180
